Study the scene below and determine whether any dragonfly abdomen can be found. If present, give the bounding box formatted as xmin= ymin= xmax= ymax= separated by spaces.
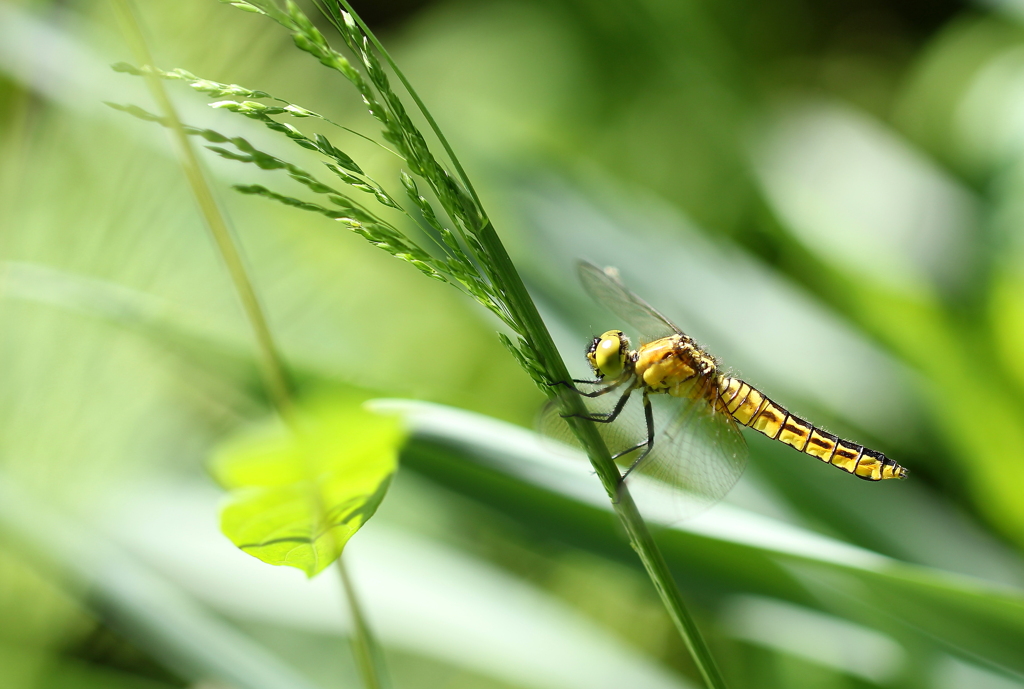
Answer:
xmin=716 ymin=376 xmax=906 ymax=481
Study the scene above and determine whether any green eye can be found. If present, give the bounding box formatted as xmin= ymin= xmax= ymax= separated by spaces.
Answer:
xmin=594 ymin=331 xmax=624 ymax=378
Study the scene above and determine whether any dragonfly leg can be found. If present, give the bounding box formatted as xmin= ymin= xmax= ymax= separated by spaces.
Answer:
xmin=562 ymin=386 xmax=632 ymax=422
xmin=547 ymin=378 xmax=604 ymax=387
xmin=621 ymin=392 xmax=655 ymax=480
xmin=611 ymin=440 xmax=647 ymax=460
xmin=548 ymin=378 xmax=618 ymax=398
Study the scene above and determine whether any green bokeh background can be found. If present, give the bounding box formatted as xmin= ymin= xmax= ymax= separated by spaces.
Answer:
xmin=3 ymin=0 xmax=1024 ymax=688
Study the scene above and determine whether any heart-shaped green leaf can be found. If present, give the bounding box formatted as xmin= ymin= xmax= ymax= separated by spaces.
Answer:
xmin=210 ymin=394 xmax=404 ymax=576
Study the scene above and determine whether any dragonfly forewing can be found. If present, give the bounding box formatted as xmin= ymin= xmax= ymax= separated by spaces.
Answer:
xmin=578 ymin=261 xmax=681 ymax=344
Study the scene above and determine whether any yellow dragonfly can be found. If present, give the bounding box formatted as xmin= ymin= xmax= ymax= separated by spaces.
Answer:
xmin=544 ymin=261 xmax=907 ymax=518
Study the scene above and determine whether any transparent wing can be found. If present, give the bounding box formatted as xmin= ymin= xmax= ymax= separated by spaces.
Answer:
xmin=538 ymin=382 xmax=747 ymax=523
xmin=625 ymin=386 xmax=748 ymax=524
xmin=578 ymin=260 xmax=683 ymax=343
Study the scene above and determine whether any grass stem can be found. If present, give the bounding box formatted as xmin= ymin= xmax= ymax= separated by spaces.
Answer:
xmin=338 ymin=558 xmax=390 ymax=689
xmin=328 ymin=5 xmax=729 ymax=683
xmin=476 ymin=221 xmax=729 ymax=689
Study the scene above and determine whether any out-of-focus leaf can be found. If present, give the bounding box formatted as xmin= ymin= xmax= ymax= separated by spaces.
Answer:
xmin=211 ymin=395 xmax=404 ymax=576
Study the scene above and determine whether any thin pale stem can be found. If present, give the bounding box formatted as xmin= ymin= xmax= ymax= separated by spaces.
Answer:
xmin=109 ymin=4 xmax=389 ymax=688
xmin=338 ymin=559 xmax=390 ymax=689
xmin=110 ymin=0 xmax=292 ymax=419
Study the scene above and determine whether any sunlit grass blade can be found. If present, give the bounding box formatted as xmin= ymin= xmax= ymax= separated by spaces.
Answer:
xmin=376 ymin=398 xmax=1024 ymax=678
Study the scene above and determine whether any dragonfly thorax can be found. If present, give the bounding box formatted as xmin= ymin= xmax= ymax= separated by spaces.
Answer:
xmin=634 ymin=335 xmax=718 ymax=397
xmin=587 ymin=330 xmax=719 ymax=397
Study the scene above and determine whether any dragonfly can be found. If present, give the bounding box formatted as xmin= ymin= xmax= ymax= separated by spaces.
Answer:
xmin=543 ymin=261 xmax=907 ymax=519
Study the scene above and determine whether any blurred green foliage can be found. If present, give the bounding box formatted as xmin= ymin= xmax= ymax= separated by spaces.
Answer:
xmin=4 ymin=0 xmax=1024 ymax=688
xmin=211 ymin=393 xmax=403 ymax=576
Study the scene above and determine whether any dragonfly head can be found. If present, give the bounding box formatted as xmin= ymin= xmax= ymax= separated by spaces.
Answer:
xmin=587 ymin=329 xmax=630 ymax=379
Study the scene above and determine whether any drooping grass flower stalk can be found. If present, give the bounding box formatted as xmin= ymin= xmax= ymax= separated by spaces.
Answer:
xmin=112 ymin=0 xmax=728 ymax=685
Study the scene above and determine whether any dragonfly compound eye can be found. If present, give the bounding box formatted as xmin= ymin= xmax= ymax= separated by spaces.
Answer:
xmin=589 ymin=330 xmax=627 ymax=379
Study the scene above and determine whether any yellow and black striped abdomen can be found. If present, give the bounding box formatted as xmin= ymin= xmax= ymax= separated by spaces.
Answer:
xmin=715 ymin=376 xmax=907 ymax=481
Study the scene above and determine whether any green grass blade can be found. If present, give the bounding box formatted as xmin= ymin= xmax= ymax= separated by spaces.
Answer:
xmin=375 ymin=398 xmax=1024 ymax=677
